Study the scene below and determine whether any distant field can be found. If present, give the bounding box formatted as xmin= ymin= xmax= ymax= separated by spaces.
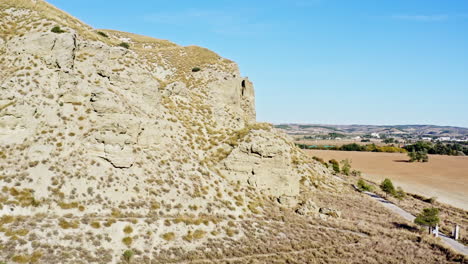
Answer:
xmin=306 ymin=150 xmax=468 ymax=210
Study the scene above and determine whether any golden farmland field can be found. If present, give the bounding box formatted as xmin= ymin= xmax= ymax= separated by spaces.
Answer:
xmin=306 ymin=150 xmax=468 ymax=210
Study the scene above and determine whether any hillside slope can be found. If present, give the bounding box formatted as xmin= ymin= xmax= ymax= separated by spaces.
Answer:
xmin=0 ymin=1 xmax=466 ymax=263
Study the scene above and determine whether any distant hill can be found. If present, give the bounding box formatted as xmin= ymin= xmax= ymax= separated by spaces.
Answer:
xmin=275 ymin=124 xmax=468 ymax=138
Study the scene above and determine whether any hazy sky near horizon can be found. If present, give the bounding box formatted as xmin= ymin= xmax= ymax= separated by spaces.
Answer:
xmin=48 ymin=0 xmax=468 ymax=127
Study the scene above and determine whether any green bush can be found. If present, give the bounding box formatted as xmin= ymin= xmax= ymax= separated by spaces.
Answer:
xmin=357 ymin=178 xmax=373 ymax=191
xmin=394 ymin=187 xmax=406 ymax=200
xmin=51 ymin=26 xmax=65 ymax=33
xmin=97 ymin=31 xmax=109 ymax=38
xmin=191 ymin=67 xmax=201 ymax=72
xmin=380 ymin=178 xmax=395 ymax=197
xmin=329 ymin=159 xmax=340 ymax=173
xmin=340 ymin=159 xmax=351 ymax=175
xmin=123 ymin=249 xmax=134 ymax=262
xmin=118 ymin=42 xmax=130 ymax=49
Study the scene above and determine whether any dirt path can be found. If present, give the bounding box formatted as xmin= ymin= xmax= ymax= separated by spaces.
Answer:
xmin=363 ymin=191 xmax=468 ymax=255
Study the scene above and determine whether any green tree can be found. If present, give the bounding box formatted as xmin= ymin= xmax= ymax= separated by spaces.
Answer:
xmin=408 ymin=150 xmax=417 ymax=162
xmin=380 ymin=178 xmax=396 ymax=197
xmin=414 ymin=208 xmax=440 ymax=228
xmin=408 ymin=150 xmax=429 ymax=162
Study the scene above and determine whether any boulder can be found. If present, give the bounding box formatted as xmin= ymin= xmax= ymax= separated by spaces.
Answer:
xmin=319 ymin=207 xmax=342 ymax=218
xmin=296 ymin=200 xmax=319 ymax=216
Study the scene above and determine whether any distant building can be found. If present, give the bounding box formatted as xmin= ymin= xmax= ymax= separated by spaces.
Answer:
xmin=436 ymin=137 xmax=451 ymax=141
xmin=371 ymin=133 xmax=380 ymax=138
xmin=421 ymin=137 xmax=432 ymax=141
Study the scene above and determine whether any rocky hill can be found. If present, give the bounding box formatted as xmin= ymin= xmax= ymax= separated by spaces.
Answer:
xmin=0 ymin=1 xmax=466 ymax=263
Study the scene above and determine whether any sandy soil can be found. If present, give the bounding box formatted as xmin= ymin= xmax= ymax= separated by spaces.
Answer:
xmin=306 ymin=150 xmax=468 ymax=210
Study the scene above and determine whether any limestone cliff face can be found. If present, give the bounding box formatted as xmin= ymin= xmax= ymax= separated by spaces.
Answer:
xmin=0 ymin=1 xmax=341 ymax=262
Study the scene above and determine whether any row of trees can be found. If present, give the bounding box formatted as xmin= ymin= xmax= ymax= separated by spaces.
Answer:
xmin=404 ymin=141 xmax=468 ymax=156
xmin=298 ymin=143 xmax=407 ymax=153
xmin=338 ymin=143 xmax=407 ymax=153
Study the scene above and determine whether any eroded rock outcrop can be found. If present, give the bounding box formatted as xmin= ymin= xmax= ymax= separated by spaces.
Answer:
xmin=219 ymin=129 xmax=300 ymax=197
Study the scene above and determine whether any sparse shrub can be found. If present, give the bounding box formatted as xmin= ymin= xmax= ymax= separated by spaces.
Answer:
xmin=182 ymin=231 xmax=193 ymax=242
xmin=357 ymin=178 xmax=373 ymax=192
xmin=123 ymin=225 xmax=133 ymax=234
xmin=248 ymin=201 xmax=261 ymax=214
xmin=312 ymin=156 xmax=327 ymax=166
xmin=226 ymin=228 xmax=236 ymax=237
xmin=123 ymin=249 xmax=134 ymax=262
xmin=191 ymin=67 xmax=201 ymax=72
xmin=161 ymin=232 xmax=175 ymax=241
xmin=340 ymin=159 xmax=351 ymax=175
xmin=97 ymin=31 xmax=108 ymax=38
xmin=90 ymin=221 xmax=101 ymax=228
xmin=59 ymin=219 xmax=79 ymax=229
xmin=394 ymin=187 xmax=406 ymax=200
xmin=122 ymin=236 xmax=133 ymax=246
xmin=425 ymin=197 xmax=437 ymax=204
xmin=192 ymin=229 xmax=206 ymax=239
xmin=51 ymin=26 xmax=65 ymax=33
xmin=118 ymin=42 xmax=130 ymax=49
xmin=182 ymin=229 xmax=206 ymax=241
xmin=329 ymin=159 xmax=340 ymax=173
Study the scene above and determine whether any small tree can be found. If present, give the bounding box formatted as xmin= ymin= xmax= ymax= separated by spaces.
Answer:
xmin=414 ymin=208 xmax=440 ymax=232
xmin=380 ymin=178 xmax=395 ymax=197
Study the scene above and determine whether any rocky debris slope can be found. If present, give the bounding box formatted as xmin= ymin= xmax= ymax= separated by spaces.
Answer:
xmin=0 ymin=1 xmax=346 ymax=263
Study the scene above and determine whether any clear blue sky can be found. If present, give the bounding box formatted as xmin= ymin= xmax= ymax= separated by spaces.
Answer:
xmin=48 ymin=0 xmax=468 ymax=127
